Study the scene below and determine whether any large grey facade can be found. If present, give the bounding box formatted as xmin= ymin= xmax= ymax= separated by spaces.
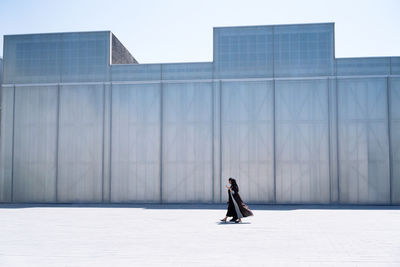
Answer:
xmin=0 ymin=23 xmax=399 ymax=204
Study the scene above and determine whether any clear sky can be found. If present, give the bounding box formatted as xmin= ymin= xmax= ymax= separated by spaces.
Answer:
xmin=0 ymin=0 xmax=399 ymax=63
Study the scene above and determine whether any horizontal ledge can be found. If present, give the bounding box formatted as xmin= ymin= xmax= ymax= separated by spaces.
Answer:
xmin=2 ymin=74 xmax=400 ymax=87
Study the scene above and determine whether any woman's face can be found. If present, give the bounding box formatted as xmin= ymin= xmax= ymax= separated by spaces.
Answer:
xmin=228 ymin=180 xmax=232 ymax=184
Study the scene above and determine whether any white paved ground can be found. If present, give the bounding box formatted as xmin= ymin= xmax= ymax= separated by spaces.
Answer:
xmin=0 ymin=204 xmax=399 ymax=266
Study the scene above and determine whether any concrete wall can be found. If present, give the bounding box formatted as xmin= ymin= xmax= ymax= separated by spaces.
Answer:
xmin=111 ymin=34 xmax=138 ymax=64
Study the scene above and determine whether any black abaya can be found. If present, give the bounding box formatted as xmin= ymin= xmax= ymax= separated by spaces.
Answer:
xmin=225 ymin=184 xmax=253 ymax=219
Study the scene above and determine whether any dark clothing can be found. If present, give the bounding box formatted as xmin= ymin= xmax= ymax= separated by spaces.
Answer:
xmin=226 ymin=190 xmax=238 ymax=219
xmin=225 ymin=184 xmax=253 ymax=218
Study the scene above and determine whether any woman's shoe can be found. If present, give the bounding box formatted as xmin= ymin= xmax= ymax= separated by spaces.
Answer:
xmin=235 ymin=219 xmax=242 ymax=223
xmin=229 ymin=218 xmax=237 ymax=222
xmin=220 ymin=218 xmax=227 ymax=222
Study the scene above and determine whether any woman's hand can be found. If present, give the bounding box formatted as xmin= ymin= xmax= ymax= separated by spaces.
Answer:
xmin=225 ymin=185 xmax=231 ymax=189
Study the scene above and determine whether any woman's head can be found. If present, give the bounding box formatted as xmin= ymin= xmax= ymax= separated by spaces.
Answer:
xmin=228 ymin=177 xmax=237 ymax=186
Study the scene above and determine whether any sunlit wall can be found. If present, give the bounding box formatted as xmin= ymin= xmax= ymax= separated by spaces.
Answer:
xmin=1 ymin=24 xmax=399 ymax=204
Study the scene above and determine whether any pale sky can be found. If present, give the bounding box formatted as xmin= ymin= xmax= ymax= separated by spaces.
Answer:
xmin=0 ymin=0 xmax=399 ymax=63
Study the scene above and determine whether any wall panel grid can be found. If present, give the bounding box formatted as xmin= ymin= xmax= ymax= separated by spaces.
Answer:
xmin=389 ymin=78 xmax=400 ymax=203
xmin=110 ymin=83 xmax=161 ymax=202
xmin=221 ymin=80 xmax=274 ymax=203
xmin=337 ymin=78 xmax=390 ymax=204
xmin=0 ymin=86 xmax=15 ymax=202
xmin=12 ymin=85 xmax=58 ymax=202
xmin=0 ymin=76 xmax=397 ymax=204
xmin=56 ymin=84 xmax=105 ymax=202
xmin=275 ymin=79 xmax=330 ymax=203
xmin=162 ymin=82 xmax=213 ymax=203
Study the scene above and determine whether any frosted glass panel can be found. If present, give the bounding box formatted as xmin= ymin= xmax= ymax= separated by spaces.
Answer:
xmin=111 ymin=64 xmax=161 ymax=81
xmin=13 ymin=86 xmax=58 ymax=202
xmin=3 ymin=32 xmax=110 ymax=84
xmin=3 ymin=33 xmax=63 ymax=83
xmin=337 ymin=78 xmax=389 ymax=204
xmin=57 ymin=84 xmax=104 ymax=202
xmin=221 ymin=80 xmax=274 ymax=203
xmin=214 ymin=26 xmax=274 ymax=78
xmin=111 ymin=83 xmax=161 ymax=202
xmin=60 ymin=32 xmax=110 ymax=82
xmin=162 ymin=63 xmax=212 ymax=80
xmin=274 ymin=23 xmax=334 ymax=77
xmin=392 ymin=57 xmax=400 ymax=75
xmin=162 ymin=82 xmax=213 ymax=202
xmin=390 ymin=78 xmax=400 ymax=203
xmin=0 ymin=59 xmax=3 ymax=84
xmin=336 ymin=57 xmax=390 ymax=76
xmin=275 ymin=79 xmax=330 ymax=203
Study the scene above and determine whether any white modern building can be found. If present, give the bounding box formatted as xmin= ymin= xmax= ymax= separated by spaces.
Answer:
xmin=0 ymin=23 xmax=399 ymax=204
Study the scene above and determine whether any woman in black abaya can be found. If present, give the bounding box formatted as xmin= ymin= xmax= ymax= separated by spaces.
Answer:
xmin=220 ymin=178 xmax=253 ymax=223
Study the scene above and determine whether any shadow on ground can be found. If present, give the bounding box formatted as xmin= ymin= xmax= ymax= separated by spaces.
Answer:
xmin=216 ymin=222 xmax=252 ymax=225
xmin=1 ymin=203 xmax=399 ymax=210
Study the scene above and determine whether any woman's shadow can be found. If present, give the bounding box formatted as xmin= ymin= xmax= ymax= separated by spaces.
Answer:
xmin=216 ymin=221 xmax=251 ymax=225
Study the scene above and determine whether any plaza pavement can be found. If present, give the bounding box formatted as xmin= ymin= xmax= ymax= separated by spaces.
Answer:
xmin=0 ymin=204 xmax=399 ymax=266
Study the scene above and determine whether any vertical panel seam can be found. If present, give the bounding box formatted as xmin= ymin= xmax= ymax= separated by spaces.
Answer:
xmin=10 ymin=85 xmax=16 ymax=202
xmin=101 ymin=83 xmax=106 ymax=202
xmin=272 ymin=26 xmax=277 ymax=203
xmin=387 ymin=77 xmax=393 ymax=204
xmin=55 ymin=84 xmax=60 ymax=203
xmin=109 ymin=83 xmax=113 ymax=202
xmin=160 ymin=64 xmax=163 ymax=203
xmin=327 ymin=78 xmax=332 ymax=203
xmin=219 ymin=80 xmax=222 ymax=203
xmin=211 ymin=82 xmax=215 ymax=203
xmin=212 ymin=42 xmax=216 ymax=203
xmin=273 ymin=79 xmax=276 ymax=203
xmin=272 ymin=26 xmax=275 ymax=78
xmin=335 ymin=77 xmax=341 ymax=203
